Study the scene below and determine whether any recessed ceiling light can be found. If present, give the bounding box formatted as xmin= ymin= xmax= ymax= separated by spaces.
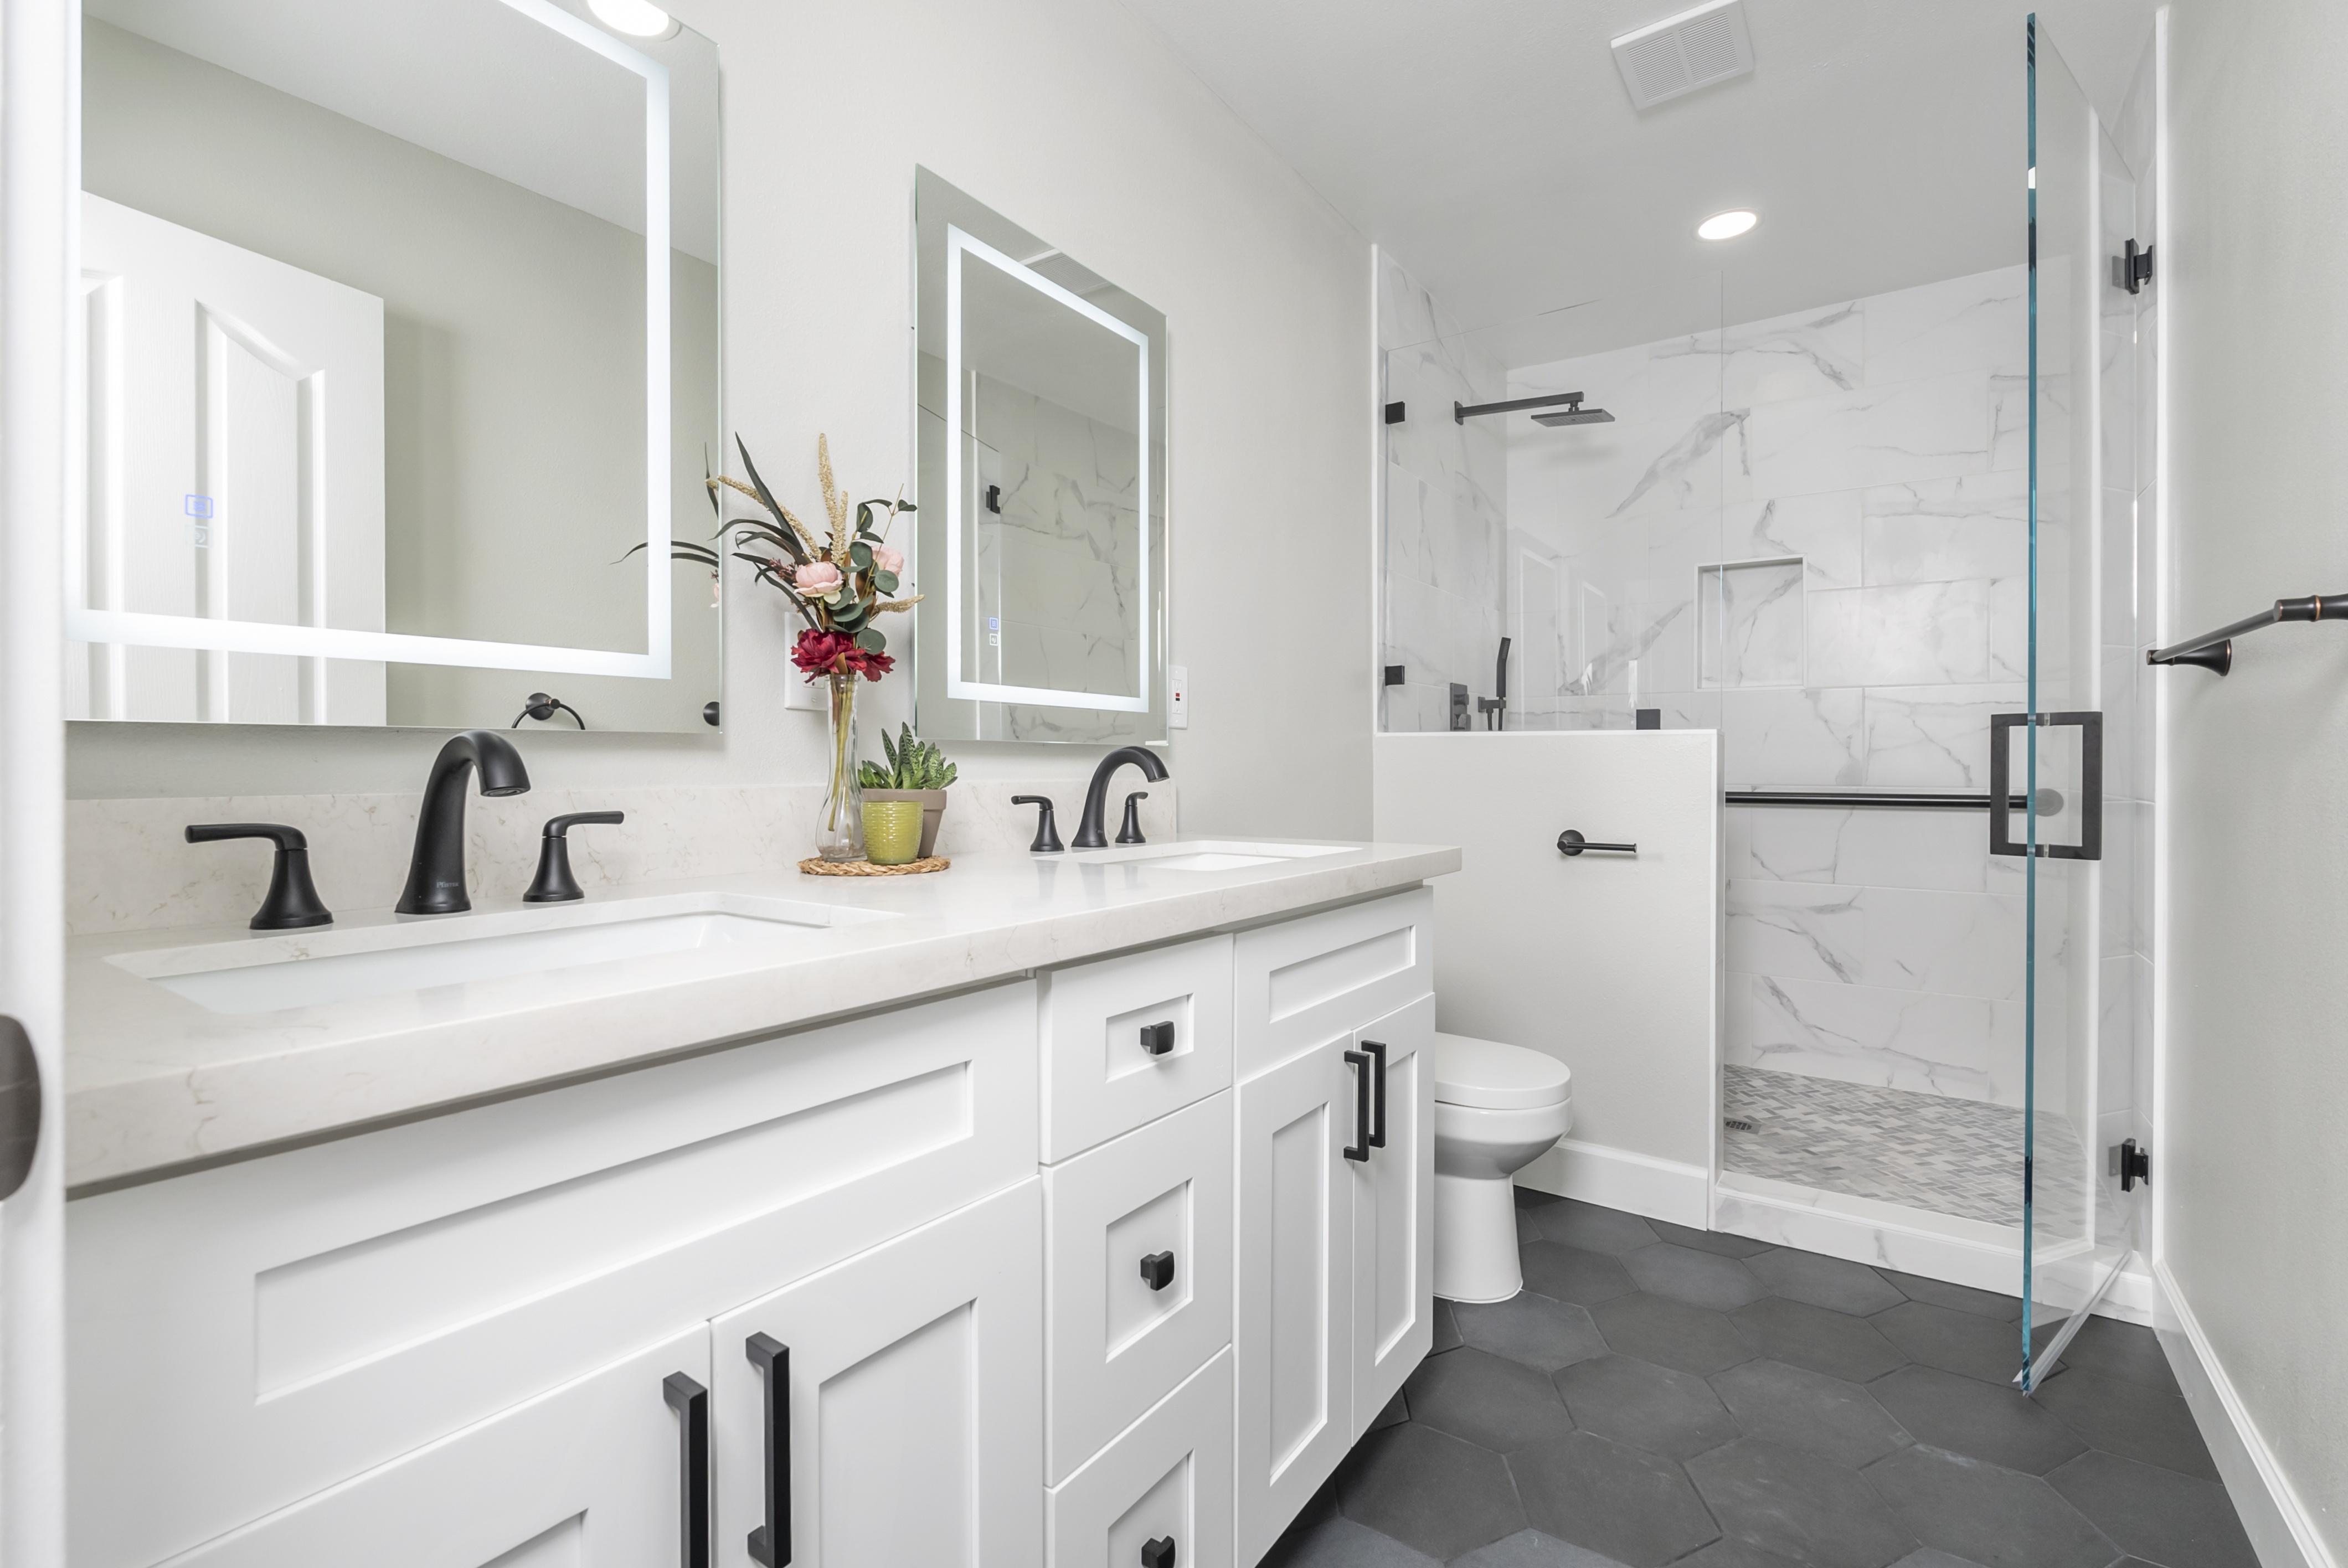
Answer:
xmin=588 ymin=0 xmax=678 ymax=38
xmin=1696 ymin=209 xmax=1759 ymax=241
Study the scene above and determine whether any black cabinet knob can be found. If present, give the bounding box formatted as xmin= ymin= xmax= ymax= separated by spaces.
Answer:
xmin=1139 ymin=1250 xmax=1176 ymax=1292
xmin=1140 ymin=1020 xmax=1175 ymax=1055
xmin=1141 ymin=1536 xmax=1177 ymax=1568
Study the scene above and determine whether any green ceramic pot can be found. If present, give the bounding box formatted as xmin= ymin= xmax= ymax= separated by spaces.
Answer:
xmin=862 ymin=800 xmax=925 ymax=865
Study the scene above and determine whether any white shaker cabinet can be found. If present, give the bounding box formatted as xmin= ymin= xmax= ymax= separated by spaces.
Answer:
xmin=1349 ymin=993 xmax=1435 ymax=1443
xmin=710 ymin=1180 xmax=1044 ymax=1568
xmin=164 ymin=1327 xmax=712 ymax=1568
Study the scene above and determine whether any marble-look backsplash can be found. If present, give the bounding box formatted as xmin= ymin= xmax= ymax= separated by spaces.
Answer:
xmin=66 ymin=780 xmax=1179 ymax=937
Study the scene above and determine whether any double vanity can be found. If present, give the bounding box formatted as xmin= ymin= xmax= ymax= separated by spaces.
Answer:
xmin=66 ymin=835 xmax=1456 ymax=1568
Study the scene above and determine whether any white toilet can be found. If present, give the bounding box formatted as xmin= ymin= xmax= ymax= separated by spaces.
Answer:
xmin=1432 ymin=1031 xmax=1574 ymax=1303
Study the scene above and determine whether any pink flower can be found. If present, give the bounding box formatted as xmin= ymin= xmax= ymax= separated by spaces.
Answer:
xmin=794 ymin=561 xmax=842 ymax=596
xmin=872 ymin=545 xmax=905 ymax=576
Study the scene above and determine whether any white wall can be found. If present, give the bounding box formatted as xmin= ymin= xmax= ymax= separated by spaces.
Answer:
xmin=2163 ymin=0 xmax=2348 ymax=1559
xmin=66 ymin=0 xmax=1376 ymax=843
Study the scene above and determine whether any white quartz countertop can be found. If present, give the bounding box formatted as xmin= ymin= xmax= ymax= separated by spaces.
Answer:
xmin=67 ymin=838 xmax=1458 ymax=1189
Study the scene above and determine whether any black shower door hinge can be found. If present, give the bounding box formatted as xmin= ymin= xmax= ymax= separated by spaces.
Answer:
xmin=2123 ymin=238 xmax=2154 ymax=294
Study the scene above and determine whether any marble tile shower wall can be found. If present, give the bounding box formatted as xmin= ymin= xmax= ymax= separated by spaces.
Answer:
xmin=1378 ymin=251 xmax=1509 ymax=732
xmin=1491 ymin=263 xmax=2060 ymax=1115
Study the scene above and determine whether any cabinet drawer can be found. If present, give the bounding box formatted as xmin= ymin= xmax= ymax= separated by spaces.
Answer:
xmin=1048 ymin=1348 xmax=1234 ymax=1568
xmin=1044 ymin=1091 xmax=1233 ymax=1483
xmin=1040 ymin=932 xmax=1233 ymax=1162
xmin=69 ymin=981 xmax=1038 ymax=1568
xmin=1233 ymin=887 xmax=1433 ymax=1080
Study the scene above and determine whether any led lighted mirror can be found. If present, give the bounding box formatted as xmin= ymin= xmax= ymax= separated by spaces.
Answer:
xmin=914 ymin=169 xmax=1169 ymax=745
xmin=69 ymin=0 xmax=723 ymax=731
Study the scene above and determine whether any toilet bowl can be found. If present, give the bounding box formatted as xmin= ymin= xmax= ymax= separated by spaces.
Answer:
xmin=1432 ymin=1031 xmax=1573 ymax=1303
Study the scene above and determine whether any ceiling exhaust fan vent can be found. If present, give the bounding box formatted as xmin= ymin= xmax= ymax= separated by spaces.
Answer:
xmin=1612 ymin=0 xmax=1755 ymax=110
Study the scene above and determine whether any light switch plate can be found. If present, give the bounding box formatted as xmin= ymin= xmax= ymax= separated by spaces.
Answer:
xmin=1168 ymin=664 xmax=1188 ymax=729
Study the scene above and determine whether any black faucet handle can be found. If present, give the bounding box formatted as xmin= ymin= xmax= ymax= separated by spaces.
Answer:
xmin=184 ymin=823 xmax=333 ymax=931
xmin=1012 ymin=796 xmax=1064 ymax=854
xmin=1118 ymin=791 xmax=1149 ymax=845
xmin=525 ymin=811 xmax=624 ymax=902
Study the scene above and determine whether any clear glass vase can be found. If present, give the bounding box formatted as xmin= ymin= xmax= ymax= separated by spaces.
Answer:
xmin=816 ymin=672 xmax=864 ymax=861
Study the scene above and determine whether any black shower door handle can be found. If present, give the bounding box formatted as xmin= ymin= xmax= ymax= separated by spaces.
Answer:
xmin=1343 ymin=1049 xmax=1372 ymax=1162
xmin=661 ymin=1373 xmax=709 ymax=1568
xmin=745 ymin=1333 xmax=791 ymax=1565
xmin=1362 ymin=1040 xmax=1388 ymax=1149
xmin=1987 ymin=711 xmax=2102 ymax=859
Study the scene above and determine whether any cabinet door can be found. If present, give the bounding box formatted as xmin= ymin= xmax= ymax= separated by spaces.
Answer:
xmin=1044 ymin=1090 xmax=1233 ymax=1482
xmin=1233 ymin=1038 xmax=1356 ymax=1566
xmin=1047 ymin=1348 xmax=1233 ymax=1568
xmin=171 ymin=1328 xmax=710 ymax=1567
xmin=711 ymin=1181 xmax=1043 ymax=1568
xmin=1350 ymin=994 xmax=1435 ymax=1441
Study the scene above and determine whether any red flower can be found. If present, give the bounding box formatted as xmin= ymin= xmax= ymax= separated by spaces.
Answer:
xmin=791 ymin=627 xmax=895 ymax=682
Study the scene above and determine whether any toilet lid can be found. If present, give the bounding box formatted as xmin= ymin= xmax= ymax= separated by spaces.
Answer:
xmin=1432 ymin=1032 xmax=1573 ymax=1110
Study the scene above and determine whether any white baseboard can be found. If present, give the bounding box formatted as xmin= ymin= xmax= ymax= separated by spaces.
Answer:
xmin=2152 ymin=1261 xmax=2337 ymax=1568
xmin=1516 ymin=1138 xmax=1708 ymax=1229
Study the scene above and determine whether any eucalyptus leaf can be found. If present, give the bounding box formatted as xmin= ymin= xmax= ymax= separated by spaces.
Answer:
xmin=849 ymin=541 xmax=873 ymax=571
xmin=872 ymin=569 xmax=899 ymax=595
xmin=856 ymin=627 xmax=885 ymax=653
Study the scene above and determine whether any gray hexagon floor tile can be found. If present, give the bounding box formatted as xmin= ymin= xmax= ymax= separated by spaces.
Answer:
xmin=1529 ymin=1199 xmax=1662 ymax=1256
xmin=1259 ymin=1514 xmax=1440 ymax=1568
xmin=2048 ymin=1316 xmax=2179 ymax=1395
xmin=2047 ymin=1450 xmax=2258 ymax=1568
xmin=1868 ymin=1366 xmax=2086 ymax=1476
xmin=1745 ymin=1249 xmax=1907 ymax=1316
xmin=1508 ymin=1431 xmax=1722 ymax=1567
xmin=1553 ymin=1354 xmax=1739 ymax=1459
xmin=1687 ymin=1437 xmax=1917 ymax=1568
xmin=1669 ymin=1538 xmax=1808 ymax=1568
xmin=1878 ymin=1271 xmax=2023 ymax=1322
xmin=1520 ymin=1241 xmax=1638 ymax=1307
xmin=1453 ymin=1291 xmax=1609 ymax=1373
xmin=1731 ymin=1297 xmax=1908 ymax=1383
xmin=1590 ymin=1292 xmax=1756 ymax=1376
xmin=1862 ymin=1444 xmax=2118 ymax=1568
xmin=1888 ymin=1552 xmax=1991 ymax=1568
xmin=1432 ymin=1297 xmax=1464 ymax=1353
xmin=1712 ymin=1358 xmax=1914 ymax=1468
xmin=1402 ymin=1345 xmax=1574 ymax=1453
xmin=1623 ymin=1244 xmax=1766 ymax=1312
xmin=1450 ymin=1528 xmax=1635 ymax=1568
xmin=1336 ymin=1422 xmax=1527 ymax=1561
xmin=2034 ymin=1366 xmax=2217 ymax=1481
xmin=1869 ymin=1302 xmax=2025 ymax=1384
xmin=1649 ymin=1220 xmax=1778 ymax=1259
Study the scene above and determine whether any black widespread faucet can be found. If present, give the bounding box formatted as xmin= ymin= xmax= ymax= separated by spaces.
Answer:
xmin=395 ymin=730 xmax=533 ymax=915
xmin=1072 ymin=745 xmax=1170 ymax=848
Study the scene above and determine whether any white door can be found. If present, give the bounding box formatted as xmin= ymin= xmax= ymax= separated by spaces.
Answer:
xmin=1350 ymin=994 xmax=1434 ymax=1440
xmin=170 ymin=1327 xmax=712 ymax=1567
xmin=1234 ymin=1039 xmax=1356 ymax=1566
xmin=75 ymin=193 xmax=385 ymax=723
xmin=710 ymin=1180 xmax=1043 ymax=1568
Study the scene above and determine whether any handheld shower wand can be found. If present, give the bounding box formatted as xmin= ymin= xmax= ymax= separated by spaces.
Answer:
xmin=1478 ymin=637 xmax=1511 ymax=730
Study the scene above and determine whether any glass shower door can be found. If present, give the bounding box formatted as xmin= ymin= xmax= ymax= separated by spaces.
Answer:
xmin=2019 ymin=14 xmax=2105 ymax=1390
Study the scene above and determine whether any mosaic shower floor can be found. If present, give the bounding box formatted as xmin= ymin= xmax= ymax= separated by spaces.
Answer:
xmin=1722 ymin=1066 xmax=2087 ymax=1235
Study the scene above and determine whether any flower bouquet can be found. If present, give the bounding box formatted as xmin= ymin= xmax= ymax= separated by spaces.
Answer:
xmin=667 ymin=434 xmax=922 ymax=860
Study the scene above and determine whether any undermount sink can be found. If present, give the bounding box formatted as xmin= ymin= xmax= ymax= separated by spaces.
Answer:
xmin=107 ymin=892 xmax=894 ymax=1016
xmin=1075 ymin=840 xmax=1355 ymax=871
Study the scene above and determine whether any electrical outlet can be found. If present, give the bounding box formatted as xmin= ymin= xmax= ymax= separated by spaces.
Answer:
xmin=1168 ymin=664 xmax=1188 ymax=729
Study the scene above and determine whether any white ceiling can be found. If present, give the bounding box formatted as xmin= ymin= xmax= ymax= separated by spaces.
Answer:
xmin=1120 ymin=0 xmax=2158 ymax=349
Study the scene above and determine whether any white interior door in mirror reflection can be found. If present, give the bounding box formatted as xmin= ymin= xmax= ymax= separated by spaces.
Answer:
xmin=945 ymin=224 xmax=1151 ymax=712
xmin=74 ymin=195 xmax=386 ymax=724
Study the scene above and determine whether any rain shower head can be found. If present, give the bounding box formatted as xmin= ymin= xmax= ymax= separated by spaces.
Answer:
xmin=1533 ymin=399 xmax=1616 ymax=427
xmin=1454 ymin=390 xmax=1615 ymax=426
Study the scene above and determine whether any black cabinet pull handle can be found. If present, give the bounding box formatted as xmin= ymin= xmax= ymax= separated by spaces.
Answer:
xmin=1141 ymin=1536 xmax=1177 ymax=1568
xmin=1362 ymin=1040 xmax=1388 ymax=1149
xmin=1343 ymin=1049 xmax=1372 ymax=1162
xmin=662 ymin=1373 xmax=710 ymax=1568
xmin=745 ymin=1333 xmax=791 ymax=1566
xmin=1140 ymin=1250 xmax=1176 ymax=1291
xmin=1140 ymin=1020 xmax=1176 ymax=1055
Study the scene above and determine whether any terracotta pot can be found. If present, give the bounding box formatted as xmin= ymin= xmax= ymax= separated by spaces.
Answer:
xmin=860 ymin=788 xmax=948 ymax=858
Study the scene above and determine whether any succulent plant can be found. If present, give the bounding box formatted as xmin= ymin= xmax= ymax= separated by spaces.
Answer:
xmin=858 ymin=723 xmax=957 ymax=791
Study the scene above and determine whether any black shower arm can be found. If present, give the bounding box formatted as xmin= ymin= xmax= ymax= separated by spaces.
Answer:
xmin=2146 ymin=592 xmax=2348 ymax=675
xmin=1454 ymin=391 xmax=1588 ymax=423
